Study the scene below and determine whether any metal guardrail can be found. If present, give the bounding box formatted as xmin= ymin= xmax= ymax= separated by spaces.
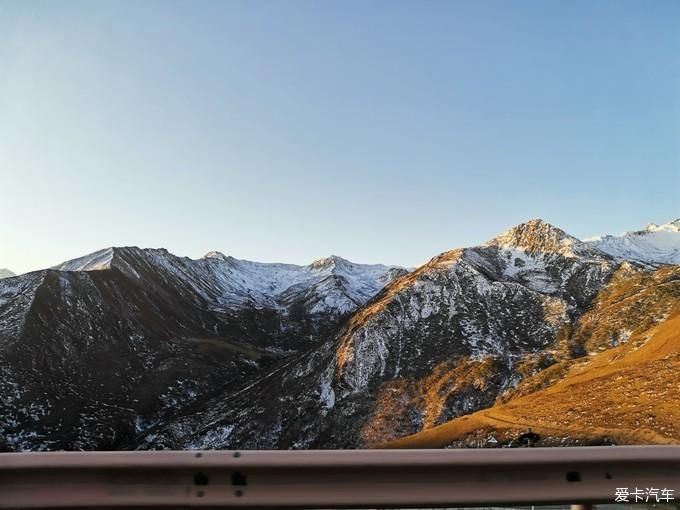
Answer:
xmin=1 ymin=446 xmax=679 ymax=508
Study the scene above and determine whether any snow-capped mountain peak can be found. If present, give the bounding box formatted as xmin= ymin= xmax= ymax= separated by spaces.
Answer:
xmin=309 ymin=255 xmax=350 ymax=270
xmin=486 ymin=219 xmax=601 ymax=258
xmin=585 ymin=218 xmax=680 ymax=266
xmin=646 ymin=219 xmax=680 ymax=233
xmin=52 ymin=246 xmax=405 ymax=316
xmin=203 ymin=251 xmax=230 ymax=261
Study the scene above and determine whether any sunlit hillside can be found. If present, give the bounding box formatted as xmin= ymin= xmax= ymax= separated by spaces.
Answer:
xmin=384 ymin=266 xmax=680 ymax=448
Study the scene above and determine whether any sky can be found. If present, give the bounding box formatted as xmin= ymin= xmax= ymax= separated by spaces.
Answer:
xmin=1 ymin=0 xmax=679 ymax=274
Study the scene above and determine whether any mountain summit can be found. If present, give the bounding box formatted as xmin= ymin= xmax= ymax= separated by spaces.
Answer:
xmin=646 ymin=218 xmax=680 ymax=233
xmin=486 ymin=219 xmax=604 ymax=259
xmin=2 ymin=217 xmax=679 ymax=451
xmin=153 ymin=218 xmax=619 ymax=450
xmin=52 ymin=246 xmax=404 ymax=315
xmin=309 ymin=255 xmax=352 ymax=270
xmin=203 ymin=251 xmax=231 ymax=261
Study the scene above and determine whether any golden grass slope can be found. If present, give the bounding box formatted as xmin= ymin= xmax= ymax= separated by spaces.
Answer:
xmin=384 ymin=266 xmax=680 ymax=449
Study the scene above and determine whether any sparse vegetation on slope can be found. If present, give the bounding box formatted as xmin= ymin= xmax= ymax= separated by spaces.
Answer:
xmin=385 ymin=293 xmax=680 ymax=449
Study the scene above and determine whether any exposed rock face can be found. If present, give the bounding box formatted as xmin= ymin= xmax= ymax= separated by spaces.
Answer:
xmin=140 ymin=221 xmax=621 ymax=450
xmin=2 ymin=218 xmax=678 ymax=451
xmin=0 ymin=248 xmax=402 ymax=451
xmin=386 ymin=265 xmax=680 ymax=449
xmin=489 ymin=219 xmax=604 ymax=258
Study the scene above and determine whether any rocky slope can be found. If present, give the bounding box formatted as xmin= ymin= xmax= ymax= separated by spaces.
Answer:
xmin=2 ymin=218 xmax=679 ymax=451
xmin=0 ymin=248 xmax=402 ymax=451
xmin=385 ymin=266 xmax=680 ymax=449
xmin=138 ymin=220 xmax=627 ymax=450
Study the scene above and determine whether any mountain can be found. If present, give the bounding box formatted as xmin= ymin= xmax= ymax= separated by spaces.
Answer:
xmin=386 ymin=264 xmax=680 ymax=448
xmin=138 ymin=220 xmax=625 ymax=450
xmin=54 ymin=248 xmax=402 ymax=316
xmin=0 ymin=247 xmax=403 ymax=451
xmin=0 ymin=269 xmax=15 ymax=279
xmin=3 ymin=218 xmax=680 ymax=452
xmin=490 ymin=218 xmax=605 ymax=259
xmin=584 ymin=219 xmax=680 ymax=266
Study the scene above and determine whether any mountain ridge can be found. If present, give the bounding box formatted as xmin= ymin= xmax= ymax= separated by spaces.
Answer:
xmin=2 ymin=217 xmax=679 ymax=451
xmin=51 ymin=246 xmax=406 ymax=314
xmin=138 ymin=219 xmax=628 ymax=450
xmin=585 ymin=218 xmax=680 ymax=266
xmin=15 ymin=215 xmax=680 ymax=276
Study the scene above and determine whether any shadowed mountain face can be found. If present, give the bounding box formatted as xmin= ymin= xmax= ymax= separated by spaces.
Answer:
xmin=0 ymin=248 xmax=403 ymax=451
xmin=1 ymin=219 xmax=679 ymax=451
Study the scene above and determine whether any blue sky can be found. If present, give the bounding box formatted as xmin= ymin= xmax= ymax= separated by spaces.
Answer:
xmin=1 ymin=0 xmax=679 ymax=274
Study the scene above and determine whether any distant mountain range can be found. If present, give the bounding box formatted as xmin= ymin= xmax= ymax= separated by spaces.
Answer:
xmin=0 ymin=269 xmax=15 ymax=279
xmin=52 ymin=247 xmax=405 ymax=317
xmin=0 ymin=218 xmax=679 ymax=451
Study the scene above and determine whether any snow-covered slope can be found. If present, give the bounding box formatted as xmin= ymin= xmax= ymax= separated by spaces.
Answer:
xmin=0 ymin=269 xmax=15 ymax=279
xmin=54 ymin=248 xmax=405 ymax=316
xmin=53 ymin=248 xmax=115 ymax=272
xmin=584 ymin=219 xmax=680 ymax=266
xmin=0 ymin=247 xmax=404 ymax=450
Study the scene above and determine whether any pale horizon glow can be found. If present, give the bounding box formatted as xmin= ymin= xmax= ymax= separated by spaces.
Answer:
xmin=1 ymin=1 xmax=679 ymax=275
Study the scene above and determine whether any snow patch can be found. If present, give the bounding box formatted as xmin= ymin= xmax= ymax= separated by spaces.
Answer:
xmin=319 ymin=380 xmax=335 ymax=413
